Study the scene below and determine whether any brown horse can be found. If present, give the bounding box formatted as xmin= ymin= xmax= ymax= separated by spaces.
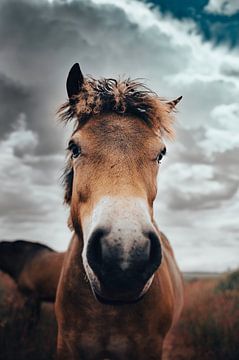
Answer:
xmin=0 ymin=240 xmax=64 ymax=301
xmin=55 ymin=63 xmax=184 ymax=360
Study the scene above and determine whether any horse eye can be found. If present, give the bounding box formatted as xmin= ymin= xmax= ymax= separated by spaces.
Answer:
xmin=69 ymin=143 xmax=81 ymax=159
xmin=156 ymin=147 xmax=166 ymax=164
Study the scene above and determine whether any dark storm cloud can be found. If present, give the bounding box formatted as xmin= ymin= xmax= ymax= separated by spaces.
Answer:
xmin=0 ymin=190 xmax=47 ymax=222
xmin=172 ymin=128 xmax=239 ymax=173
xmin=0 ymin=0 xmax=188 ymax=155
xmin=167 ymin=179 xmax=238 ymax=211
xmin=0 ymin=74 xmax=31 ymax=137
xmin=0 ymin=0 xmax=134 ymax=155
xmin=22 ymin=155 xmax=63 ymax=186
xmin=0 ymin=0 xmax=80 ymax=155
xmin=160 ymin=126 xmax=239 ymax=211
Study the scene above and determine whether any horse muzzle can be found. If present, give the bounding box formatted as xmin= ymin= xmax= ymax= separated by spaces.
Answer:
xmin=86 ymin=227 xmax=162 ymax=304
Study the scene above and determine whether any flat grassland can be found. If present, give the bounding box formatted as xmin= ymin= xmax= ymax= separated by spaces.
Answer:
xmin=0 ymin=269 xmax=238 ymax=360
xmin=163 ymin=269 xmax=239 ymax=360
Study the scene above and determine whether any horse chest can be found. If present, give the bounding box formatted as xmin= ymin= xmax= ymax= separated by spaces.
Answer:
xmin=68 ymin=331 xmax=162 ymax=360
xmin=60 ymin=305 xmax=164 ymax=360
xmin=76 ymin=332 xmax=135 ymax=360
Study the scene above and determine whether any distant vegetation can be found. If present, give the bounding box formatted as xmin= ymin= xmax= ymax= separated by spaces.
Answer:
xmin=164 ymin=269 xmax=239 ymax=360
xmin=216 ymin=269 xmax=239 ymax=292
xmin=0 ymin=269 xmax=239 ymax=360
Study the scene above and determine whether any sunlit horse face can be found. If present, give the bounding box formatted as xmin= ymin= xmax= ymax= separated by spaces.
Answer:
xmin=59 ymin=64 xmax=181 ymax=304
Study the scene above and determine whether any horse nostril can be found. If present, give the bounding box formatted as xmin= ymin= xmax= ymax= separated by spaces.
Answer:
xmin=147 ymin=231 xmax=162 ymax=273
xmin=86 ymin=227 xmax=162 ymax=288
xmin=86 ymin=228 xmax=109 ymax=275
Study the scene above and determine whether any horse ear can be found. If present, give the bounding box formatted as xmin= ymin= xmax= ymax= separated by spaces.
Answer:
xmin=66 ymin=63 xmax=84 ymax=99
xmin=166 ymin=96 xmax=182 ymax=111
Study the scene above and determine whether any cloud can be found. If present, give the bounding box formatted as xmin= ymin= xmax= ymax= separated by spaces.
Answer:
xmin=0 ymin=74 xmax=31 ymax=138
xmin=149 ymin=0 xmax=239 ymax=47
xmin=0 ymin=119 xmax=70 ymax=249
xmin=0 ymin=0 xmax=238 ymax=271
xmin=204 ymin=0 xmax=239 ymax=16
xmin=200 ymin=103 xmax=239 ymax=154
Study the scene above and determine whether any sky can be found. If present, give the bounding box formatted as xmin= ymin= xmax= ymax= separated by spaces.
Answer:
xmin=0 ymin=0 xmax=238 ymax=272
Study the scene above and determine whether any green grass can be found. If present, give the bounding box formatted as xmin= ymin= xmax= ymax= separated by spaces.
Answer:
xmin=216 ymin=269 xmax=239 ymax=292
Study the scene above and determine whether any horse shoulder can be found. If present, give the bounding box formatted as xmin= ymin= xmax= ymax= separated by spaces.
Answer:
xmin=19 ymin=250 xmax=64 ymax=301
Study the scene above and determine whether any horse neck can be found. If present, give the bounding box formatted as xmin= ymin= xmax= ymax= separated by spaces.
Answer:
xmin=65 ymin=232 xmax=88 ymax=286
xmin=0 ymin=246 xmax=22 ymax=280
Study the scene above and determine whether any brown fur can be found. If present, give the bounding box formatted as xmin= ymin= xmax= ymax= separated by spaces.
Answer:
xmin=58 ymin=77 xmax=175 ymax=138
xmin=0 ymin=240 xmax=64 ymax=302
xmin=18 ymin=250 xmax=64 ymax=301
xmin=59 ymin=78 xmax=176 ymax=206
xmin=56 ymin=232 xmax=183 ymax=360
xmin=55 ymin=72 xmax=184 ymax=359
xmin=62 ymin=112 xmax=166 ymax=206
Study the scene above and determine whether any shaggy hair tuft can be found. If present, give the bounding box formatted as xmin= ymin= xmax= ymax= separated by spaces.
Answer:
xmin=58 ymin=77 xmax=175 ymax=139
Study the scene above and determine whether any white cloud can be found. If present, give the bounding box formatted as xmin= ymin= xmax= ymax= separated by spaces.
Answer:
xmin=0 ymin=120 xmax=70 ymax=250
xmin=200 ymin=103 xmax=239 ymax=154
xmin=204 ymin=0 xmax=239 ymax=16
xmin=6 ymin=114 xmax=38 ymax=155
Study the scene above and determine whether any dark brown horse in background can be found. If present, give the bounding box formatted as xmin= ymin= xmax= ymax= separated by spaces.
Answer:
xmin=0 ymin=240 xmax=63 ymax=302
xmin=55 ymin=63 xmax=184 ymax=359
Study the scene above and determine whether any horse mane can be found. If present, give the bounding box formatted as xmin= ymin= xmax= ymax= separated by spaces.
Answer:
xmin=57 ymin=77 xmax=175 ymax=139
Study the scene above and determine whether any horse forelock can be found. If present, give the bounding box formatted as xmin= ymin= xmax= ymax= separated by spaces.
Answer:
xmin=57 ymin=77 xmax=175 ymax=139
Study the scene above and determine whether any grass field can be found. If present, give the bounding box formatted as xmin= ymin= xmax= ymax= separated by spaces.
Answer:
xmin=163 ymin=269 xmax=239 ymax=360
xmin=0 ymin=269 xmax=238 ymax=360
